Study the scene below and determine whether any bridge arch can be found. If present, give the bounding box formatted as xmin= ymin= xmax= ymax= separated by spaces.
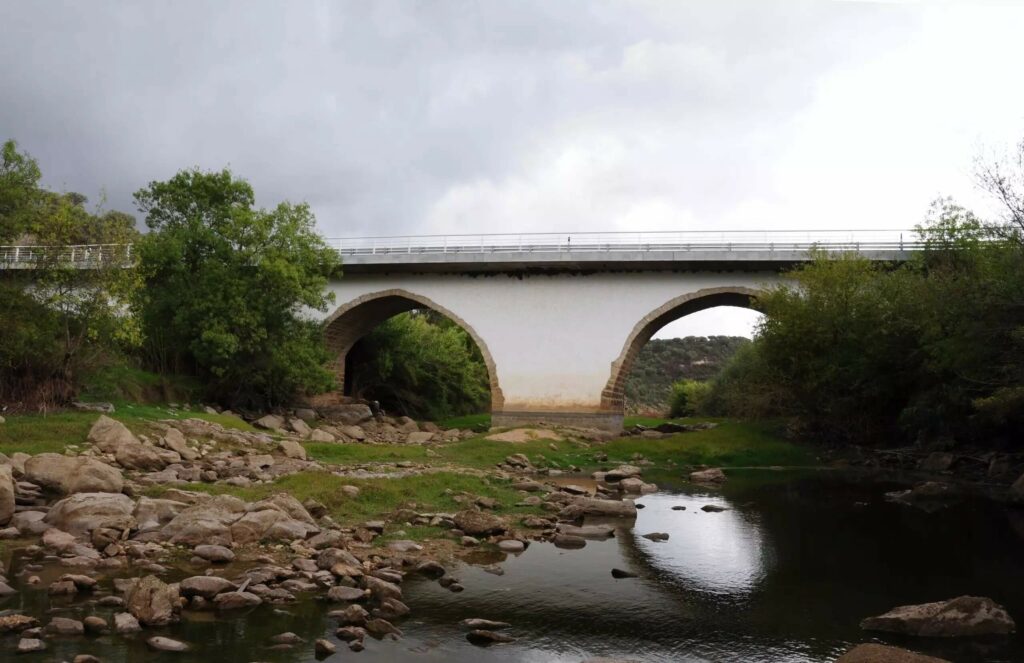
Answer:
xmin=322 ymin=288 xmax=504 ymax=411
xmin=600 ymin=286 xmax=761 ymax=411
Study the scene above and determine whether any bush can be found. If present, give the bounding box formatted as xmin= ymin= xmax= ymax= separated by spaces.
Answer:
xmin=668 ymin=379 xmax=712 ymax=418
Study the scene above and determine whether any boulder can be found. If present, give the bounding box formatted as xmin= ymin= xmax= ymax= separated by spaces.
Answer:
xmin=160 ymin=495 xmax=247 ymax=546
xmin=278 ymin=439 xmax=307 ymax=460
xmin=194 ymin=544 xmax=235 ymax=563
xmin=179 ymin=576 xmax=235 ymax=600
xmin=325 ymin=404 xmax=373 ymax=426
xmin=17 ymin=638 xmax=46 ymax=653
xmin=24 ymin=454 xmax=124 ymax=494
xmin=251 ymin=493 xmax=317 ymax=525
xmin=454 ymin=509 xmax=507 ymax=536
xmin=253 ymin=414 xmax=285 ymax=431
xmin=126 ymin=575 xmax=179 ymax=626
xmin=860 ymin=596 xmax=1015 ymax=637
xmin=87 ymin=415 xmax=137 ymax=453
xmin=604 ymin=465 xmax=642 ymax=481
xmin=113 ymin=612 xmax=142 ymax=633
xmin=0 ymin=465 xmax=13 ymax=525
xmin=147 ymin=636 xmax=191 ymax=652
xmin=315 ymin=639 xmax=336 ymax=656
xmin=43 ymin=492 xmax=135 ymax=536
xmin=309 ymin=429 xmax=335 ymax=443
xmin=328 ymin=586 xmax=367 ymax=602
xmin=45 ymin=617 xmax=84 ymax=635
xmin=407 ymin=431 xmax=434 ymax=444
xmin=690 ymin=468 xmax=727 ymax=484
xmin=560 ymin=497 xmax=637 ymax=519
xmin=115 ymin=440 xmax=167 ymax=471
xmin=134 ymin=497 xmax=189 ymax=530
xmin=289 ymin=418 xmax=312 ymax=437
xmin=340 ymin=425 xmax=366 ymax=441
xmin=214 ymin=591 xmax=262 ymax=610
xmin=230 ymin=509 xmax=318 ymax=544
xmin=161 ymin=428 xmax=198 ymax=461
xmin=466 ymin=629 xmax=515 ymax=645
xmin=836 ymin=643 xmax=951 ymax=663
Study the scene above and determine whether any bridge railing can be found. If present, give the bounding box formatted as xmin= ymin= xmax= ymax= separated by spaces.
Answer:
xmin=327 ymin=229 xmax=922 ymax=256
xmin=0 ymin=230 xmax=924 ymax=269
xmin=0 ymin=244 xmax=134 ymax=269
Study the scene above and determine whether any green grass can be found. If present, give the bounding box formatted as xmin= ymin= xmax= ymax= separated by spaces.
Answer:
xmin=437 ymin=413 xmax=491 ymax=431
xmin=0 ymin=404 xmax=255 ymax=456
xmin=79 ymin=364 xmax=202 ymax=404
xmin=145 ymin=471 xmax=542 ymax=531
xmin=304 ymin=418 xmax=813 ymax=472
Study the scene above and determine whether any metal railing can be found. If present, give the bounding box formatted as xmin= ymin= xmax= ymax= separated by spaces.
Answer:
xmin=0 ymin=244 xmax=134 ymax=269
xmin=0 ymin=230 xmax=921 ymax=269
xmin=326 ymin=229 xmax=920 ymax=256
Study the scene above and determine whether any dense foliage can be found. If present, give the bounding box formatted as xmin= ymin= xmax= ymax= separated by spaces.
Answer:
xmin=624 ymin=336 xmax=749 ymax=413
xmin=702 ymin=200 xmax=1024 ymax=447
xmin=132 ymin=168 xmax=341 ymax=408
xmin=0 ymin=140 xmax=138 ymax=407
xmin=347 ymin=311 xmax=491 ymax=421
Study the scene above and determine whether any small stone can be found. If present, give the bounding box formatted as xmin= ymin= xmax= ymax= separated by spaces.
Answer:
xmin=17 ymin=638 xmax=46 ymax=653
xmin=193 ymin=544 xmax=235 ymax=563
xmin=327 ymin=585 xmax=366 ymax=602
xmin=147 ymin=636 xmax=191 ymax=652
xmin=271 ymin=632 xmax=305 ymax=645
xmin=611 ymin=568 xmax=637 ymax=579
xmin=701 ymin=504 xmax=727 ymax=512
xmin=642 ymin=532 xmax=670 ymax=541
xmin=460 ymin=618 xmax=511 ymax=630
xmin=114 ymin=612 xmax=142 ymax=633
xmin=497 ymin=539 xmax=525 ymax=553
xmin=45 ymin=617 xmax=84 ymax=635
xmin=315 ymin=638 xmax=336 ymax=656
xmin=83 ymin=616 xmax=107 ymax=633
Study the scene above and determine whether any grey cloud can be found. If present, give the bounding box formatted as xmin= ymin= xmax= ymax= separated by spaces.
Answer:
xmin=0 ymin=0 xmax=919 ymax=236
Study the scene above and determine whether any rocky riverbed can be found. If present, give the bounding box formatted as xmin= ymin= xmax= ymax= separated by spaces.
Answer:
xmin=2 ymin=406 xmax=1024 ymax=661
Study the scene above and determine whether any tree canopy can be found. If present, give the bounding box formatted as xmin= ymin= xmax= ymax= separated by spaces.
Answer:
xmin=132 ymin=168 xmax=341 ymax=408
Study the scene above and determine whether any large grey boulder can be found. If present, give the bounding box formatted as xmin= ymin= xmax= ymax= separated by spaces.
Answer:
xmin=160 ymin=495 xmax=246 ymax=546
xmin=161 ymin=427 xmax=198 ymax=461
xmin=230 ymin=509 xmax=318 ymax=544
xmin=559 ymin=497 xmax=637 ymax=520
xmin=690 ymin=468 xmax=727 ymax=484
xmin=43 ymin=492 xmax=135 ymax=536
xmin=0 ymin=465 xmax=14 ymax=526
xmin=24 ymin=454 xmax=124 ymax=494
xmin=126 ymin=575 xmax=179 ymax=626
xmin=114 ymin=440 xmax=167 ymax=471
xmin=134 ymin=497 xmax=189 ymax=530
xmin=251 ymin=493 xmax=317 ymax=525
xmin=179 ymin=576 xmax=235 ymax=599
xmin=278 ymin=439 xmax=307 ymax=460
xmin=253 ymin=414 xmax=285 ymax=431
xmin=324 ymin=403 xmax=373 ymax=426
xmin=87 ymin=415 xmax=137 ymax=453
xmin=454 ymin=510 xmax=507 ymax=536
xmin=861 ymin=596 xmax=1015 ymax=637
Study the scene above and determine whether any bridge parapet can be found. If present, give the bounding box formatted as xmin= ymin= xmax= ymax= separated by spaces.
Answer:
xmin=0 ymin=229 xmax=920 ymax=271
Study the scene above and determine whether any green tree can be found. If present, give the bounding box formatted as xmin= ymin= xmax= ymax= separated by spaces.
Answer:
xmin=348 ymin=311 xmax=490 ymax=421
xmin=133 ymin=168 xmax=341 ymax=407
xmin=0 ymin=139 xmax=139 ymax=405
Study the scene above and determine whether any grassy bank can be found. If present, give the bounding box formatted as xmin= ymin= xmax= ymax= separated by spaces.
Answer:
xmin=0 ymin=404 xmax=255 ymax=455
xmin=145 ymin=471 xmax=544 ymax=531
xmin=307 ymin=419 xmax=813 ymax=471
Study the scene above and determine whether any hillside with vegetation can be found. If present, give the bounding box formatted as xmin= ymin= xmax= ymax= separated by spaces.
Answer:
xmin=624 ymin=336 xmax=750 ymax=413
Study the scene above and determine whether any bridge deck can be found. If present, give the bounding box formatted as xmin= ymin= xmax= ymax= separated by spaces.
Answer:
xmin=0 ymin=229 xmax=919 ymax=272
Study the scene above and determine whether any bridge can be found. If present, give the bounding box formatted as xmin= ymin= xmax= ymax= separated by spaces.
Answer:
xmin=2 ymin=229 xmax=918 ymax=430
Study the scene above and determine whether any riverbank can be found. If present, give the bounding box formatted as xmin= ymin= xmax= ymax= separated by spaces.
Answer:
xmin=6 ymin=402 xmax=1014 ymax=661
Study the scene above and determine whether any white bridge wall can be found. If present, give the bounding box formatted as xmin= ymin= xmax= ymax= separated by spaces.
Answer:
xmin=322 ymin=270 xmax=781 ymax=427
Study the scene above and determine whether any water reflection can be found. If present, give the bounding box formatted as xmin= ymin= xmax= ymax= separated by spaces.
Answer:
xmin=628 ymin=491 xmax=768 ymax=595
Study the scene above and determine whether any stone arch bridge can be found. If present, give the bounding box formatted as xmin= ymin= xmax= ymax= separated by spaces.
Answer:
xmin=318 ymin=230 xmax=914 ymax=431
xmin=0 ymin=230 xmax=916 ymax=431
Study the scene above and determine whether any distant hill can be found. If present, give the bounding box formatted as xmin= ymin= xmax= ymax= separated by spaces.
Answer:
xmin=624 ymin=336 xmax=750 ymax=414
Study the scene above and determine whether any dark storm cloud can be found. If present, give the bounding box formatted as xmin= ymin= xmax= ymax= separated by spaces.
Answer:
xmin=0 ymin=1 xmax=920 ymax=236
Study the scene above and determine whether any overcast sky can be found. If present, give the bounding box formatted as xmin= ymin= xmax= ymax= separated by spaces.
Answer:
xmin=3 ymin=1 xmax=1024 ymax=337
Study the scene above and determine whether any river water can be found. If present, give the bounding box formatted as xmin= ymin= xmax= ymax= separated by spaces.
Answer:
xmin=8 ymin=469 xmax=1024 ymax=662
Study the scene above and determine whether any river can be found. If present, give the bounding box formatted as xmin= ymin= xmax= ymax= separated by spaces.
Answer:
xmin=8 ymin=469 xmax=1024 ymax=662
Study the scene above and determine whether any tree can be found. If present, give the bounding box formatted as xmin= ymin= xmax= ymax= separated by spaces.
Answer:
xmin=133 ymin=168 xmax=341 ymax=407
xmin=348 ymin=311 xmax=491 ymax=420
xmin=0 ymin=139 xmax=138 ymax=406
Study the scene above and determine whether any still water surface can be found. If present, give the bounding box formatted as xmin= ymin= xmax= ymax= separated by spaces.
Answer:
xmin=9 ymin=470 xmax=1024 ymax=662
